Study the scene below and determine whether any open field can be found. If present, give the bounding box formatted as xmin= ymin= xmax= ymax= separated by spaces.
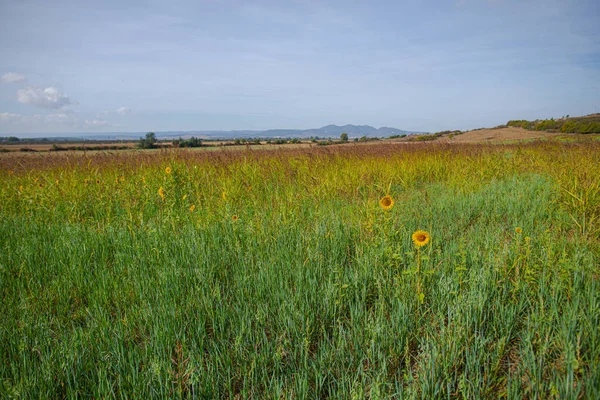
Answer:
xmin=1 ymin=141 xmax=599 ymax=398
xmin=0 ymin=141 xmax=317 ymax=153
xmin=438 ymin=127 xmax=560 ymax=143
xmin=0 ymin=142 xmax=138 ymax=152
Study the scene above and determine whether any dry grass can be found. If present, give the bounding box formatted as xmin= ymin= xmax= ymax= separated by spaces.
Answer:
xmin=438 ymin=127 xmax=559 ymax=143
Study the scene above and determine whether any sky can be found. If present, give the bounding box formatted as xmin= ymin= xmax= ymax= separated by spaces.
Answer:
xmin=0 ymin=0 xmax=599 ymax=135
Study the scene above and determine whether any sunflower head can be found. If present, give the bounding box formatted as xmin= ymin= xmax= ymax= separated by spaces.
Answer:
xmin=515 ymin=227 xmax=522 ymax=234
xmin=189 ymin=204 xmax=196 ymax=212
xmin=165 ymin=167 xmax=172 ymax=174
xmin=379 ymin=195 xmax=394 ymax=210
xmin=158 ymin=187 xmax=165 ymax=201
xmin=412 ymin=230 xmax=430 ymax=247
xmin=96 ymin=179 xmax=100 ymax=184
xmin=232 ymin=215 xmax=239 ymax=222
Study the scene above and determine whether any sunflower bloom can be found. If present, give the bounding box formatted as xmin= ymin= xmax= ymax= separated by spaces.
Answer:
xmin=158 ymin=187 xmax=165 ymax=201
xmin=412 ymin=230 xmax=430 ymax=247
xmin=515 ymin=227 xmax=522 ymax=233
xmin=379 ymin=195 xmax=394 ymax=210
xmin=232 ymin=215 xmax=239 ymax=222
xmin=189 ymin=204 xmax=196 ymax=212
xmin=165 ymin=167 xmax=172 ymax=174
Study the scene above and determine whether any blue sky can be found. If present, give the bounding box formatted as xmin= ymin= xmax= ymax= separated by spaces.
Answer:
xmin=1 ymin=0 xmax=599 ymax=135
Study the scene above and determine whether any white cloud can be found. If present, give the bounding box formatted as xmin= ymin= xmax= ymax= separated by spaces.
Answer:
xmin=1 ymin=73 xmax=25 ymax=84
xmin=84 ymin=119 xmax=109 ymax=128
xmin=116 ymin=106 xmax=132 ymax=115
xmin=16 ymin=86 xmax=72 ymax=109
xmin=0 ymin=112 xmax=22 ymax=121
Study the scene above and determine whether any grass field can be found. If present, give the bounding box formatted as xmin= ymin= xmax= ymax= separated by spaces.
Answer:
xmin=1 ymin=141 xmax=599 ymax=398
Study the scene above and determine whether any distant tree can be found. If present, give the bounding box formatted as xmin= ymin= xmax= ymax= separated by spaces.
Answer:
xmin=138 ymin=132 xmax=157 ymax=149
xmin=340 ymin=132 xmax=348 ymax=142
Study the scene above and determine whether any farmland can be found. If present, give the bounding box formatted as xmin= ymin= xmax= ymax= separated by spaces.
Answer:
xmin=1 ymin=140 xmax=599 ymax=398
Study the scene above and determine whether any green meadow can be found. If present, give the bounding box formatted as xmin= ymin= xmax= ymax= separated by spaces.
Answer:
xmin=1 ymin=141 xmax=599 ymax=398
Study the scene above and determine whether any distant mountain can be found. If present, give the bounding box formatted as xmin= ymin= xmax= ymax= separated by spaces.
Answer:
xmin=9 ymin=125 xmax=426 ymax=140
xmin=257 ymin=124 xmax=420 ymax=138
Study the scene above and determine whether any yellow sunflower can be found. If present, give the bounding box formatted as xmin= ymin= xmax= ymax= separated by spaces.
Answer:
xmin=379 ymin=195 xmax=394 ymax=210
xmin=412 ymin=230 xmax=430 ymax=247
xmin=515 ymin=227 xmax=522 ymax=233
xmin=158 ymin=187 xmax=165 ymax=201
xmin=232 ymin=215 xmax=239 ymax=222
xmin=189 ymin=204 xmax=196 ymax=212
xmin=165 ymin=167 xmax=172 ymax=174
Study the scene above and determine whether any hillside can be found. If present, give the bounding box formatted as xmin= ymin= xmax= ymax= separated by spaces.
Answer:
xmin=507 ymin=113 xmax=600 ymax=133
xmin=437 ymin=127 xmax=559 ymax=143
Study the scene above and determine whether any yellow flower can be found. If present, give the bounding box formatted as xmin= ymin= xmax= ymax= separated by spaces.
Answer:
xmin=379 ymin=195 xmax=394 ymax=210
xmin=221 ymin=191 xmax=227 ymax=201
xmin=19 ymin=185 xmax=23 ymax=192
xmin=165 ymin=167 xmax=172 ymax=174
xmin=232 ymin=215 xmax=239 ymax=222
xmin=412 ymin=230 xmax=430 ymax=247
xmin=189 ymin=204 xmax=196 ymax=212
xmin=96 ymin=179 xmax=100 ymax=184
xmin=158 ymin=187 xmax=165 ymax=201
xmin=515 ymin=227 xmax=522 ymax=234
xmin=182 ymin=194 xmax=187 ymax=200
xmin=120 ymin=176 xmax=125 ymax=182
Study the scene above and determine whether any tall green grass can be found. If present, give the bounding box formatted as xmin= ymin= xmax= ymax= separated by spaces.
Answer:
xmin=1 ymin=142 xmax=599 ymax=398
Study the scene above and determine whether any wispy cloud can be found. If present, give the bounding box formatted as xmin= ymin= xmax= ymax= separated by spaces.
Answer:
xmin=1 ymin=72 xmax=25 ymax=84
xmin=16 ymin=86 xmax=72 ymax=109
xmin=0 ymin=111 xmax=109 ymax=130
xmin=116 ymin=106 xmax=132 ymax=115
